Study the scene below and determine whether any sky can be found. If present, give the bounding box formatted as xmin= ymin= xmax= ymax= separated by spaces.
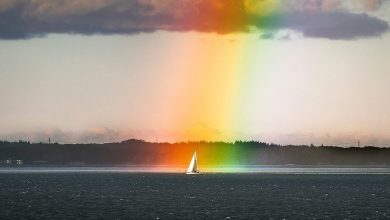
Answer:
xmin=1 ymin=0 xmax=390 ymax=146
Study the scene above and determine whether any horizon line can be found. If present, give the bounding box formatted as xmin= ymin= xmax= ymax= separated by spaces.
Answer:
xmin=1 ymin=138 xmax=386 ymax=148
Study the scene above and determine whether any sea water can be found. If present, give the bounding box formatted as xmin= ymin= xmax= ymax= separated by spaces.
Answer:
xmin=1 ymin=167 xmax=390 ymax=219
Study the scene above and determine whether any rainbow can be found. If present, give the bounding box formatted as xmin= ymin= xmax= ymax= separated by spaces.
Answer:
xmin=128 ymin=2 xmax=283 ymax=170
xmin=123 ymin=142 xmax=265 ymax=172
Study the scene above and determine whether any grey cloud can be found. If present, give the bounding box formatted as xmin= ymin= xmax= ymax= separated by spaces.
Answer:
xmin=2 ymin=127 xmax=125 ymax=144
xmin=252 ymin=132 xmax=390 ymax=147
xmin=0 ymin=0 xmax=388 ymax=40
xmin=78 ymin=127 xmax=123 ymax=144
xmin=274 ymin=12 xmax=390 ymax=40
xmin=259 ymin=31 xmax=275 ymax=39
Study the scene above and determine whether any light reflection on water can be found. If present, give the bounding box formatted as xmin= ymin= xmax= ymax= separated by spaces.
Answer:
xmin=2 ymin=166 xmax=390 ymax=174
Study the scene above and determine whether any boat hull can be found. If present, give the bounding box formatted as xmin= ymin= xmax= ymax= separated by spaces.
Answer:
xmin=186 ymin=171 xmax=200 ymax=175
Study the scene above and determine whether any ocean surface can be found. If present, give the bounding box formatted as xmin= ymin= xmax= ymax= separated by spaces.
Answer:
xmin=1 ymin=167 xmax=390 ymax=219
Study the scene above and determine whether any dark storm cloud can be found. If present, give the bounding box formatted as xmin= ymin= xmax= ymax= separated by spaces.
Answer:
xmin=0 ymin=0 xmax=388 ymax=40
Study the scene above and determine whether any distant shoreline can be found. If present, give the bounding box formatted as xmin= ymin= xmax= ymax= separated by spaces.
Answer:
xmin=2 ymin=139 xmax=390 ymax=166
xmin=3 ymin=166 xmax=390 ymax=175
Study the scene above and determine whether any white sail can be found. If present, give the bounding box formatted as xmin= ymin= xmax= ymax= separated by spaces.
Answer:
xmin=186 ymin=151 xmax=199 ymax=174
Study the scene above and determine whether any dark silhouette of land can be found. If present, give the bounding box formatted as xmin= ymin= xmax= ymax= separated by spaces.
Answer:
xmin=1 ymin=139 xmax=390 ymax=166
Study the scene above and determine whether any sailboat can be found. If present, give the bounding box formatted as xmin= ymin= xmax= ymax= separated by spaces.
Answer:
xmin=186 ymin=151 xmax=200 ymax=174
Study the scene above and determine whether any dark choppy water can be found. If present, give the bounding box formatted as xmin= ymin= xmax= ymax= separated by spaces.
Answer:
xmin=1 ymin=173 xmax=390 ymax=219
